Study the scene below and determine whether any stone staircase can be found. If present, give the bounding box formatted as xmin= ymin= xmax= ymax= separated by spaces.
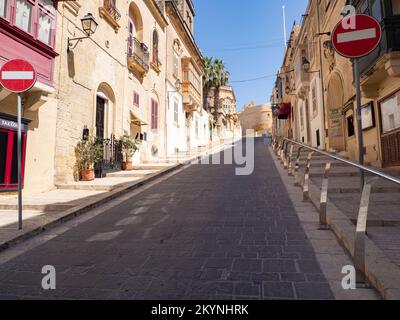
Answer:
xmin=277 ymin=144 xmax=400 ymax=269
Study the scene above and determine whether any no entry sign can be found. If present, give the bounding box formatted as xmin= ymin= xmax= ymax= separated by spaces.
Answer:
xmin=0 ymin=59 xmax=37 ymax=93
xmin=332 ymin=14 xmax=382 ymax=58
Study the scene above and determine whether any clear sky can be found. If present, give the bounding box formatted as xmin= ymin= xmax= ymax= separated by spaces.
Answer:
xmin=193 ymin=0 xmax=308 ymax=111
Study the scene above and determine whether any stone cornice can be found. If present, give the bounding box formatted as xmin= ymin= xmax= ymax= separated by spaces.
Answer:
xmin=144 ymin=0 xmax=169 ymax=29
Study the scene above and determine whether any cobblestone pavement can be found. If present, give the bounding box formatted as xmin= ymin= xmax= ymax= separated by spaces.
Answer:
xmin=0 ymin=138 xmax=370 ymax=300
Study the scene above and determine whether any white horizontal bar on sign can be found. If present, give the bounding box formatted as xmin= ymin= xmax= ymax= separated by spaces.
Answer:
xmin=337 ymin=28 xmax=377 ymax=43
xmin=1 ymin=71 xmax=34 ymax=80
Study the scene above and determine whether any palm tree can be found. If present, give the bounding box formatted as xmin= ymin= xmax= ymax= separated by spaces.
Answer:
xmin=202 ymin=56 xmax=231 ymax=140
xmin=202 ymin=56 xmax=214 ymax=110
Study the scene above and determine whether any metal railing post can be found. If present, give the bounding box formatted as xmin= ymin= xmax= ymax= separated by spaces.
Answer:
xmin=303 ymin=151 xmax=314 ymax=201
xmin=283 ymin=141 xmax=291 ymax=169
xmin=280 ymin=140 xmax=285 ymax=162
xmin=354 ymin=177 xmax=378 ymax=286
xmin=288 ymin=144 xmax=294 ymax=176
xmin=319 ymin=162 xmax=331 ymax=229
xmin=294 ymin=147 xmax=304 ymax=187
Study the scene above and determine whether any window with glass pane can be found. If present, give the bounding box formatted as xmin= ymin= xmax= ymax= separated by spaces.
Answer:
xmin=381 ymin=91 xmax=400 ymax=133
xmin=15 ymin=0 xmax=33 ymax=33
xmin=0 ymin=0 xmax=7 ymax=18
xmin=39 ymin=0 xmax=54 ymax=12
xmin=38 ymin=11 xmax=52 ymax=45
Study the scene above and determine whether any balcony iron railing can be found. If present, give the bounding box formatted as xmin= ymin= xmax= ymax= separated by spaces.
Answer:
xmin=103 ymin=0 xmax=122 ymax=22
xmin=127 ymin=37 xmax=150 ymax=71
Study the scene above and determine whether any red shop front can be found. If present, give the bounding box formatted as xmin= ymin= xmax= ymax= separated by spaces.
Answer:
xmin=0 ymin=113 xmax=30 ymax=192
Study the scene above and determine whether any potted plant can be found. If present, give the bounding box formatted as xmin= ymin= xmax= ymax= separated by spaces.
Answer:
xmin=120 ymin=135 xmax=140 ymax=171
xmin=75 ymin=136 xmax=104 ymax=181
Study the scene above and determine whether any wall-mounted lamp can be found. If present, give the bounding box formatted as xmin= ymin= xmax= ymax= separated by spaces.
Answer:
xmin=302 ymin=57 xmax=320 ymax=74
xmin=67 ymin=13 xmax=98 ymax=53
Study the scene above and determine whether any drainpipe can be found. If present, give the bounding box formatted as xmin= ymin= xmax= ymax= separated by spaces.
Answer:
xmin=316 ymin=0 xmax=327 ymax=149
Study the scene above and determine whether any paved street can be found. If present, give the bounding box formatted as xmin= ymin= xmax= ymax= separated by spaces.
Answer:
xmin=0 ymin=138 xmax=370 ymax=300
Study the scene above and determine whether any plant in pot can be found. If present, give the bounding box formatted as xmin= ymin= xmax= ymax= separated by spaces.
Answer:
xmin=120 ymin=135 xmax=140 ymax=171
xmin=75 ymin=136 xmax=104 ymax=181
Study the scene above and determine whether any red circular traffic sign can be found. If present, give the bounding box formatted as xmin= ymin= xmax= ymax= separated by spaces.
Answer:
xmin=0 ymin=59 xmax=37 ymax=93
xmin=332 ymin=14 xmax=382 ymax=58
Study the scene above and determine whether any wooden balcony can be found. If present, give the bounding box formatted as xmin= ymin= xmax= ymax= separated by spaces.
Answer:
xmin=127 ymin=37 xmax=150 ymax=81
xmin=99 ymin=0 xmax=121 ymax=31
xmin=359 ymin=18 xmax=400 ymax=97
xmin=182 ymin=57 xmax=202 ymax=112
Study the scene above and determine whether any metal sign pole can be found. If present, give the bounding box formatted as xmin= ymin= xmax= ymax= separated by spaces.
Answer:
xmin=17 ymin=93 xmax=23 ymax=230
xmin=354 ymin=59 xmax=365 ymax=190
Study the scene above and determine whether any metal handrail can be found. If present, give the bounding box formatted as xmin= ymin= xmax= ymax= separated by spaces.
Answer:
xmin=275 ymin=136 xmax=400 ymax=186
xmin=273 ymin=135 xmax=400 ymax=286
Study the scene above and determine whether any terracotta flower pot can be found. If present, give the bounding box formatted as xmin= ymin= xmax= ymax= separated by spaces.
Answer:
xmin=122 ymin=161 xmax=133 ymax=171
xmin=80 ymin=169 xmax=95 ymax=181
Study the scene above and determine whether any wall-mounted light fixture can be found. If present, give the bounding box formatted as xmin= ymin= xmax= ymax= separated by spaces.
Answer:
xmin=302 ymin=57 xmax=320 ymax=74
xmin=67 ymin=13 xmax=98 ymax=53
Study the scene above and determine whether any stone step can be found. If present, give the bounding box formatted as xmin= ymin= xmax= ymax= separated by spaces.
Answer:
xmin=106 ymin=170 xmax=157 ymax=178
xmin=328 ymin=192 xmax=400 ymax=226
xmin=56 ymin=177 xmax=142 ymax=192
xmin=134 ymin=164 xmax=172 ymax=170
xmin=299 ymin=175 xmax=400 ymax=194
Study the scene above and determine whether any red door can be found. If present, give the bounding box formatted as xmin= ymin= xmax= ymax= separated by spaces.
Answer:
xmin=0 ymin=128 xmax=27 ymax=191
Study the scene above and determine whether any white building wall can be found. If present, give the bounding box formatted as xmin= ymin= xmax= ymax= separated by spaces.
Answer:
xmin=166 ymin=81 xmax=186 ymax=155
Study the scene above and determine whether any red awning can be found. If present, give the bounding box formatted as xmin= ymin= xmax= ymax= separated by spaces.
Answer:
xmin=278 ymin=103 xmax=291 ymax=120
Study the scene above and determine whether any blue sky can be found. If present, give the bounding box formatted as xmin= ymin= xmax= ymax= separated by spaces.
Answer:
xmin=193 ymin=0 xmax=308 ymax=111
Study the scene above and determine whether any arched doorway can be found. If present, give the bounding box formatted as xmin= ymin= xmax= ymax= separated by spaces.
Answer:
xmin=95 ymin=83 xmax=119 ymax=176
xmin=327 ymin=73 xmax=345 ymax=151
xmin=96 ymin=83 xmax=116 ymax=140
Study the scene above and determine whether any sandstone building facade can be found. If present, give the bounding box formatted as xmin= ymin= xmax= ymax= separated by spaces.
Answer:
xmin=0 ymin=0 xmax=233 ymax=196
xmin=272 ymin=0 xmax=400 ymax=168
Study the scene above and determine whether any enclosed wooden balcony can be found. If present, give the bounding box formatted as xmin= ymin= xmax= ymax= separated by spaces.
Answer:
xmin=182 ymin=57 xmax=202 ymax=112
xmin=359 ymin=16 xmax=400 ymax=97
xmin=127 ymin=37 xmax=150 ymax=80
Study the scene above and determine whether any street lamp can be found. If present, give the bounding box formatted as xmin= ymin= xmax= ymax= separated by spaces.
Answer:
xmin=302 ymin=57 xmax=320 ymax=74
xmin=302 ymin=57 xmax=311 ymax=73
xmin=81 ymin=13 xmax=98 ymax=36
xmin=68 ymin=13 xmax=98 ymax=52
